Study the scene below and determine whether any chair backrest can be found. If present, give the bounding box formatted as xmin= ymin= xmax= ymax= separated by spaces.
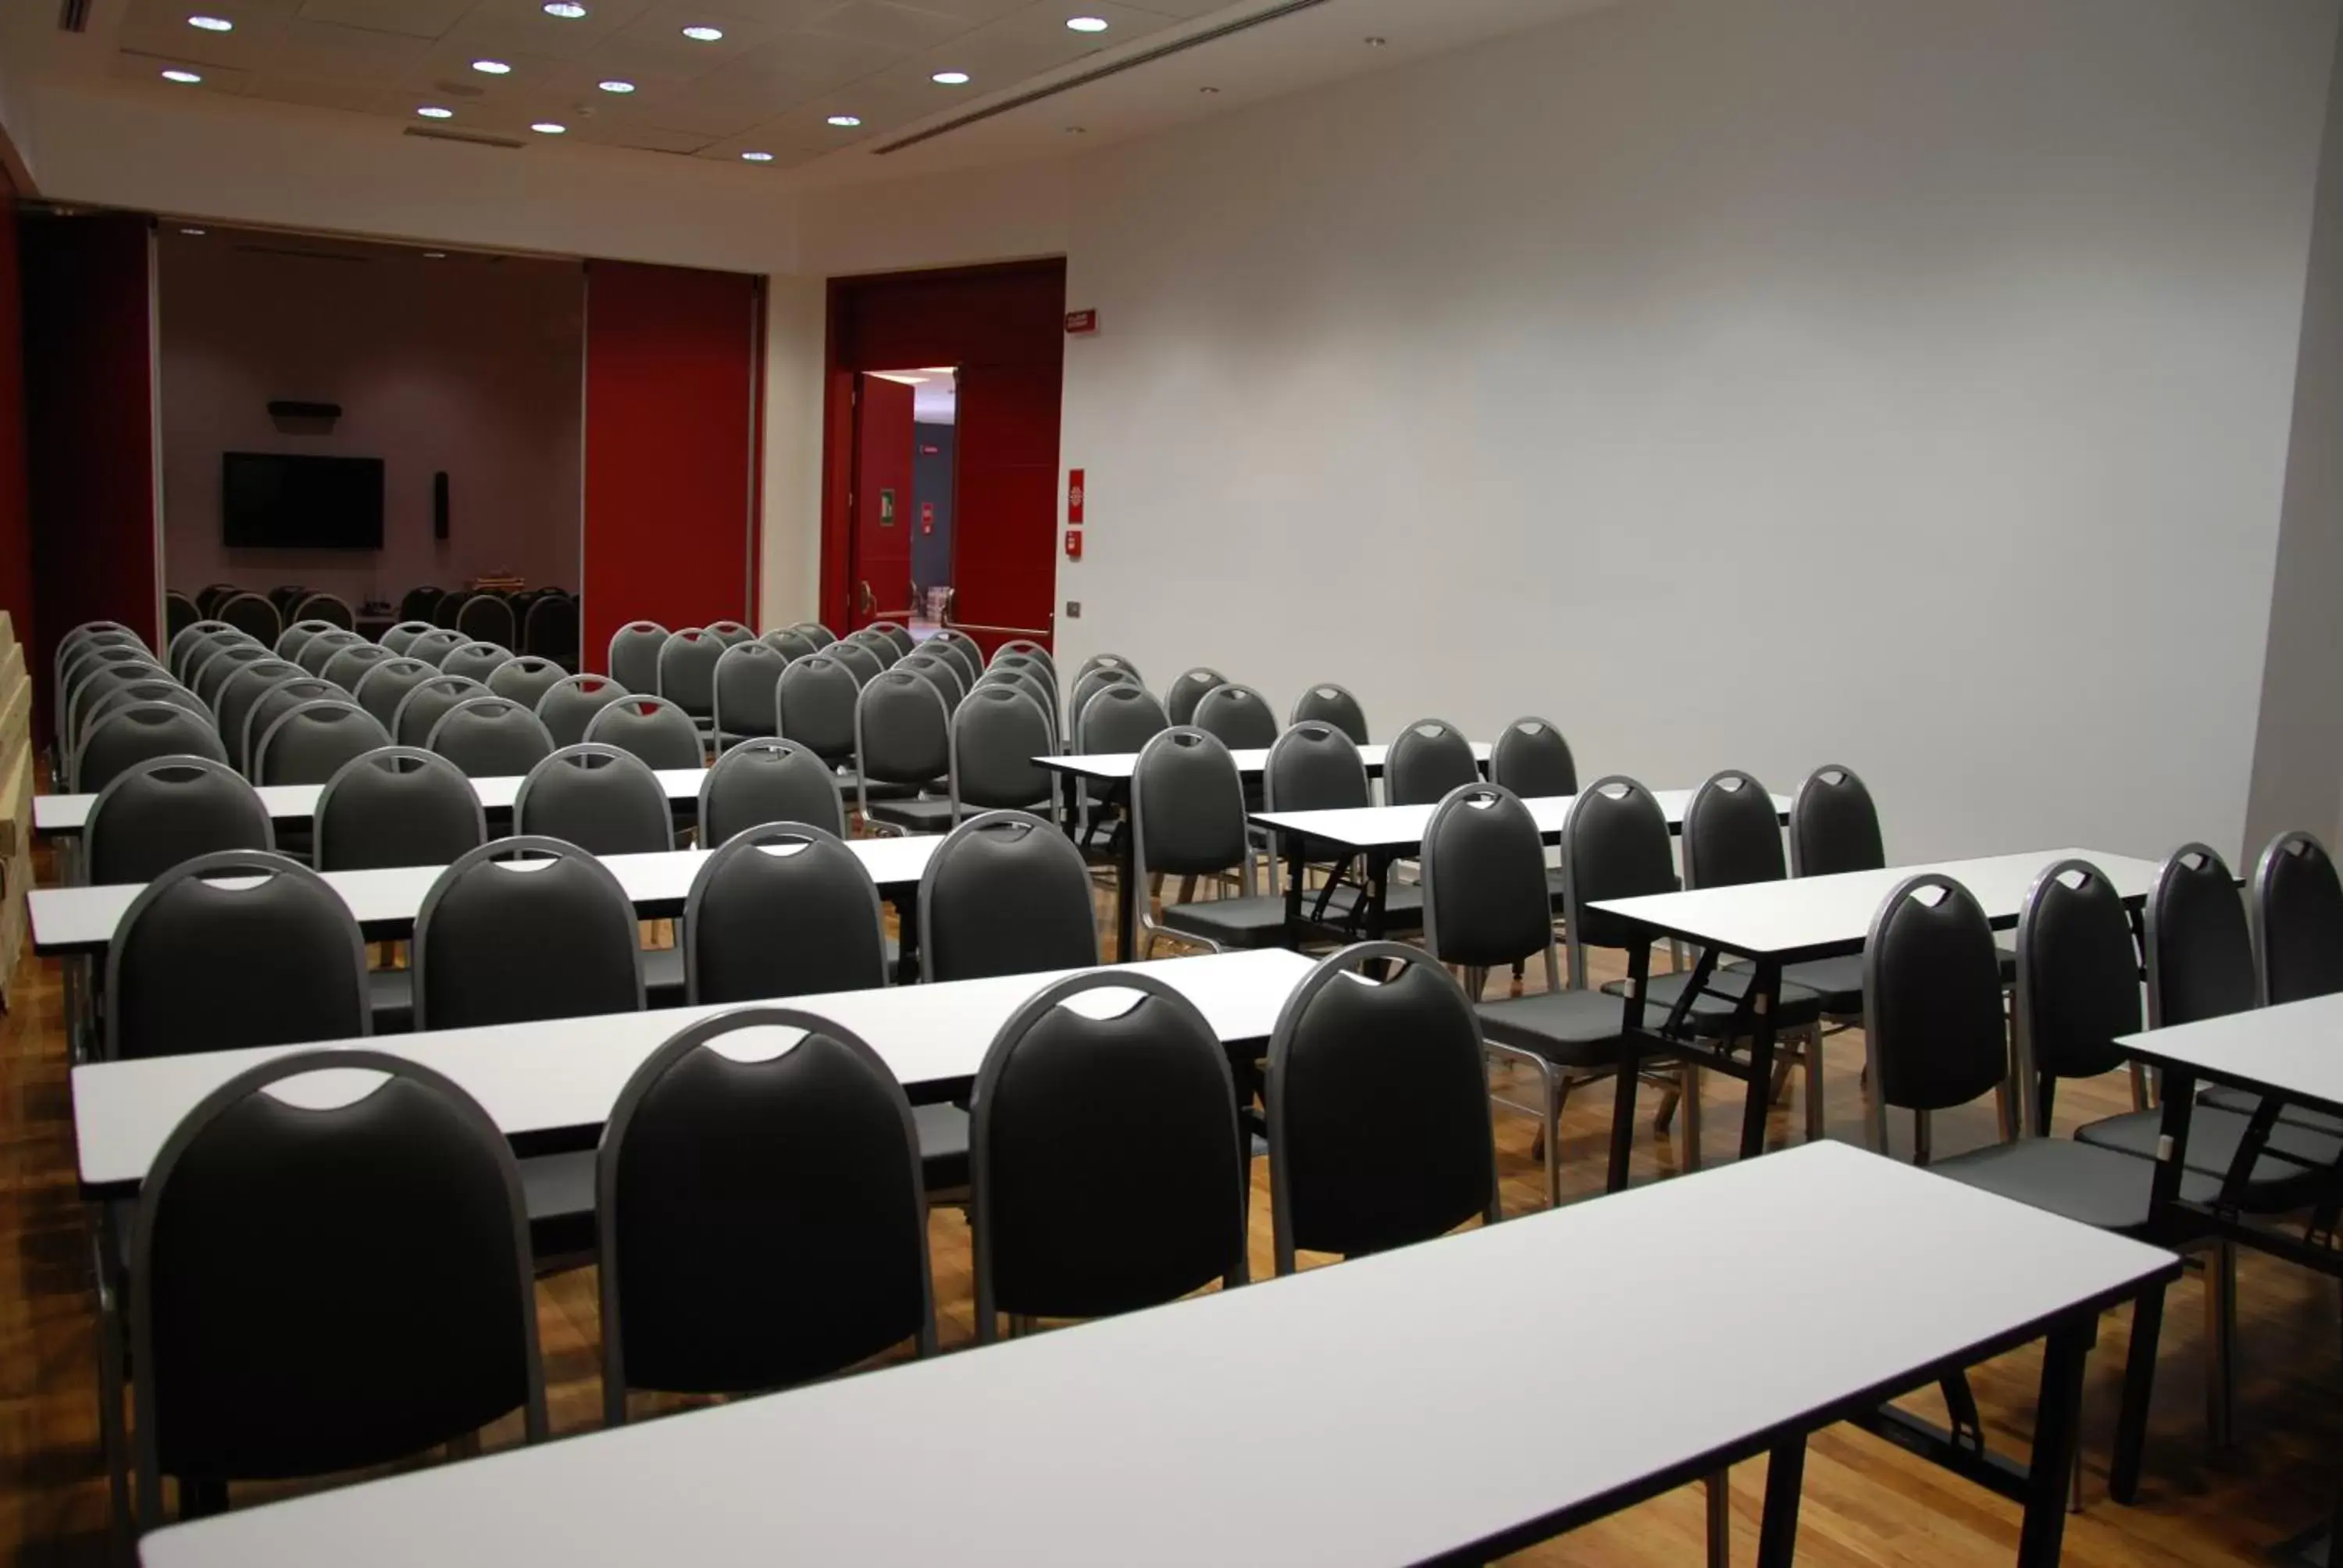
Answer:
xmin=896 ymin=650 xmax=967 ymax=715
xmin=1131 ymin=727 xmax=1248 ymax=879
xmin=66 ymin=646 xmax=167 ymax=738
xmin=454 ymin=593 xmax=516 ymax=650
xmin=536 ymin=672 xmax=632 ymax=749
xmin=1384 ymin=717 xmax=1480 ymax=807
xmin=2251 ymin=829 xmax=2343 ymax=1007
xmin=1263 ymin=721 xmax=1369 ymax=812
xmin=316 ymin=747 xmax=488 ymax=872
xmin=81 ymin=680 xmax=212 ymax=754
xmin=655 ymin=629 xmax=724 ymax=721
xmin=66 ymin=658 xmax=173 ymax=747
xmin=294 ymin=629 xmax=365 ymax=678
xmin=845 ymin=628 xmax=901 ymax=671
xmin=1789 ymin=763 xmax=1885 ymax=877
xmin=704 ymin=618 xmax=755 ymax=647
xmin=164 ymin=592 xmax=198 ymax=643
xmin=608 ymin=621 xmax=670 ymax=696
xmin=256 ymin=700 xmax=394 ymax=787
xmin=520 ymin=593 xmax=580 ymax=666
xmin=291 ymin=592 xmax=354 ymax=631
xmin=919 ymin=810 xmax=1099 ymax=982
xmin=775 ymin=654 xmax=861 ymax=765
xmin=180 ymin=635 xmax=260 ymax=699
xmin=1268 ymin=943 xmax=1497 ymax=1271
xmin=485 ymin=654 xmax=569 ymax=711
xmin=698 ymin=737 xmax=846 ymax=843
xmin=405 ymin=628 xmax=469 ymax=669
xmin=166 ymin=620 xmax=235 ymax=679
xmin=829 ymin=638 xmax=884 ymax=688
xmin=684 ymin=825 xmax=887 ymax=1003
xmin=988 ymin=648 xmax=1054 ymax=697
xmin=276 ymin=618 xmax=340 ymax=661
xmin=791 ymin=621 xmax=838 ymax=648
xmin=396 ymin=586 xmax=443 ymax=624
xmin=378 ymin=619 xmax=436 ymax=657
xmin=856 ymin=620 xmax=908 ymax=657
xmin=190 ymin=641 xmax=276 ymax=709
xmin=209 ymin=658 xmax=303 ymax=752
xmin=1163 ymin=667 xmax=1225 ymax=728
xmin=950 ymin=682 xmax=1054 ymax=814
xmin=1068 ymin=666 xmax=1138 ymax=732
xmin=238 ymin=676 xmax=341 ymax=775
xmin=2013 ymin=858 xmax=2142 ymax=1117
xmin=971 ymin=971 xmax=1246 ymax=1338
xmin=133 ymin=1051 xmax=541 ymax=1508
xmin=1420 ymin=783 xmax=1558 ymax=977
xmin=1289 ymin=682 xmax=1368 ymax=745
xmin=1192 ymin=683 xmax=1277 ymax=751
xmin=597 ymin=1010 xmax=931 ymax=1417
xmin=854 ymin=669 xmax=950 ymax=797
xmin=106 ymin=850 xmax=368 ymax=1060
xmin=1489 ymin=716 xmax=1576 ymax=799
xmin=428 ymin=695 xmax=556 ymax=779
xmin=391 ymin=674 xmax=487 ymax=750
xmin=1074 ymin=681 xmax=1170 ymax=757
xmin=513 ymin=743 xmax=672 ymax=854
xmin=584 ymin=693 xmax=704 ymax=771
xmin=351 ymin=657 xmax=441 ymax=732
xmin=1863 ymin=875 xmax=2010 ymax=1143
xmin=711 ymin=641 xmax=787 ymax=739
xmin=431 ymin=589 xmax=467 ymax=628
xmin=1680 ymin=769 xmax=1785 ymax=890
xmin=413 ymin=837 xmax=646 ymax=1028
xmin=926 ymin=631 xmax=982 ymax=686
xmin=84 ymin=757 xmax=273 ymax=887
xmin=74 ymin=703 xmax=230 ymax=793
xmin=1074 ymin=650 xmax=1142 ymax=688
xmin=1560 ymin=775 xmax=1678 ymax=959
xmin=978 ymin=666 xmax=1057 ymax=741
xmin=171 ymin=628 xmax=244 ymax=684
xmin=993 ymin=637 xmax=1054 ymax=677
xmin=761 ymin=626 xmax=818 ymax=663
xmin=431 ymin=639 xmax=507 ymax=688
xmin=212 ymin=591 xmax=279 ymax=645
xmin=318 ymin=641 xmax=396 ymax=695
xmin=2145 ymin=842 xmax=2255 ymax=1028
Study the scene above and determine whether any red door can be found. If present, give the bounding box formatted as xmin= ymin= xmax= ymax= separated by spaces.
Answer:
xmin=952 ymin=361 xmax=1061 ymax=657
xmin=851 ymin=373 xmax=915 ymax=629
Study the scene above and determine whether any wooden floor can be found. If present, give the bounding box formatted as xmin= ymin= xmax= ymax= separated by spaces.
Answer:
xmin=2 ymin=878 xmax=2339 ymax=1564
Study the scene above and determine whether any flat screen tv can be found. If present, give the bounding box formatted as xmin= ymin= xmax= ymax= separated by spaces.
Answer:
xmin=221 ymin=452 xmax=385 ymax=550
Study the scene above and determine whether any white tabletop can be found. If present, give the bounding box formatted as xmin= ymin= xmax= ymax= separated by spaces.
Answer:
xmin=75 ymin=947 xmax=1316 ymax=1193
xmin=137 ymin=1141 xmax=2174 ymax=1568
xmin=1249 ymin=789 xmax=1791 ymax=853
xmin=1589 ymin=848 xmax=2163 ymax=960
xmin=33 ymin=768 xmax=711 ymax=839
xmin=1037 ymin=741 xmax=1492 ymax=782
xmin=30 ymin=836 xmax=942 ymax=957
xmin=2117 ymin=992 xmax=2343 ymax=1117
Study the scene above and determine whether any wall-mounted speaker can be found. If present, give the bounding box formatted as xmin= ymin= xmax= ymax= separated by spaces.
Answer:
xmin=433 ymin=471 xmax=450 ymax=540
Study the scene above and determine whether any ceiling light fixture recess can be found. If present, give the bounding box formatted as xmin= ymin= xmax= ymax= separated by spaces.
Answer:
xmin=681 ymin=24 xmax=722 ymax=41
xmin=423 ymin=251 xmax=448 ymax=258
xmin=180 ymin=226 xmax=207 ymax=236
xmin=473 ymin=59 xmax=512 ymax=73
xmin=1364 ymin=35 xmax=1386 ymax=46
xmin=1066 ymin=16 xmax=1107 ymax=31
xmin=543 ymin=1 xmax=587 ymax=14
xmin=826 ymin=113 xmax=861 ymax=127
xmin=416 ymin=105 xmax=454 ymax=118
xmin=740 ymin=150 xmax=773 ymax=162
xmin=597 ymin=79 xmax=634 ymax=92
xmin=931 ymin=69 xmax=970 ymax=84
xmin=1199 ymin=85 xmax=1219 ymax=93
xmin=162 ymin=68 xmax=202 ymax=83
xmin=187 ymin=15 xmax=232 ymax=31
xmin=530 ymin=121 xmax=566 ymax=134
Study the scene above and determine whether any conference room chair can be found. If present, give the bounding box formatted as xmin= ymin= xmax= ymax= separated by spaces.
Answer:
xmin=608 ymin=621 xmax=669 ymax=696
xmin=80 ymin=682 xmax=212 ymax=763
xmin=1384 ymin=717 xmax=1481 ymax=807
xmin=1070 ymin=682 xmax=1172 ymax=850
xmin=378 ymin=619 xmax=435 ymax=657
xmin=854 ymin=670 xmax=954 ymax=833
xmin=704 ymin=618 xmax=756 ymax=647
xmin=231 ymin=675 xmax=335 ymax=775
xmin=194 ymin=583 xmax=239 ymax=618
xmin=1192 ymin=683 xmax=1277 ymax=751
xmin=187 ymin=643 xmax=276 ymax=712
xmin=62 ymin=618 xmax=146 ymax=657
xmin=315 ymin=641 xmax=393 ymax=695
xmin=485 ymin=654 xmax=569 ymax=713
xmin=535 ymin=672 xmax=632 ymax=750
xmin=788 ymin=620 xmax=837 ymax=649
xmin=267 ymin=585 xmax=307 ymax=617
xmin=171 ymin=629 xmax=248 ymax=688
xmin=291 ymin=592 xmax=354 ymax=631
xmin=1163 ymin=667 xmax=1226 ymax=728
xmin=993 ymin=636 xmax=1054 ymax=678
xmin=583 ymin=694 xmax=704 ymax=773
xmin=520 ymin=593 xmax=580 ymax=670
xmin=1289 ymin=682 xmax=1369 ymax=746
xmin=1748 ymin=760 xmax=1893 ymax=1018
xmin=131 ymin=1052 xmax=544 ymax=1527
xmin=918 ymin=811 xmax=1099 ymax=982
xmin=760 ymin=625 xmax=819 ymax=663
xmin=895 ymin=648 xmax=968 ymax=715
xmin=986 ymin=648 xmax=1055 ymax=704
xmin=210 ymin=591 xmax=280 ymax=647
xmin=163 ymin=591 xmax=198 ymax=645
xmin=843 ymin=628 xmax=900 ymax=671
xmin=774 ymin=654 xmax=864 ymax=775
xmin=454 ymin=593 xmax=515 ymax=650
xmin=595 ymin=1008 xmax=934 ymax=1426
xmin=1259 ymin=721 xmax=1420 ymax=936
xmin=391 ymin=675 xmax=488 ymax=750
xmin=970 ymin=970 xmax=1249 ymax=1343
xmin=66 ymin=660 xmax=174 ymax=748
xmin=426 ymin=590 xmax=464 ymax=628
xmin=59 ymin=626 xmax=151 ymax=711
xmin=403 ymin=628 xmax=468 ymax=670
xmin=74 ymin=703 xmax=230 ymax=795
xmin=397 ymin=586 xmax=443 ymax=625
xmin=709 ymin=640 xmax=788 ymax=750
xmin=1267 ymin=943 xmax=1501 ymax=1267
xmin=926 ymin=629 xmax=983 ymax=686
xmin=1489 ymin=715 xmax=1578 ymax=798
xmin=513 ymin=745 xmax=672 ymax=857
xmin=62 ymin=648 xmax=169 ymax=758
xmin=440 ymin=641 xmax=514 ymax=688
xmin=255 ymin=700 xmax=394 ymax=789
xmin=292 ymin=629 xmax=363 ymax=679
xmin=83 ymin=757 xmax=273 ymax=888
xmin=164 ymin=620 xmax=234 ymax=680
xmin=948 ymin=682 xmax=1057 ymax=821
xmin=276 ymin=618 xmax=344 ymax=662
xmin=348 ymin=657 xmax=437 ymax=733
xmin=828 ymin=637 xmax=885 ymax=690
xmin=2248 ymin=829 xmax=2343 ymax=1010
xmin=697 ymin=738 xmax=848 ymax=844
xmin=865 ymin=620 xmax=914 ymax=659
xmin=1068 ymin=665 xmax=1138 ymax=734
xmin=1073 ymin=650 xmax=1141 ymax=689
xmin=316 ymin=747 xmax=487 ymax=873
xmin=427 ymin=696 xmax=556 ymax=779
xmin=654 ymin=629 xmax=725 ymax=740
xmin=1130 ymin=728 xmax=1293 ymax=957
xmin=977 ymin=666 xmax=1058 ymax=747
xmin=106 ymin=850 xmax=368 ymax=1060
xmin=683 ymin=824 xmax=887 ymax=1004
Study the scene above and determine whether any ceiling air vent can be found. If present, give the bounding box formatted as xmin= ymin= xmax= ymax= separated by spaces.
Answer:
xmin=405 ymin=125 xmax=527 ymax=149
xmin=58 ymin=0 xmax=93 ymax=33
xmin=874 ymin=0 xmax=1328 ymax=153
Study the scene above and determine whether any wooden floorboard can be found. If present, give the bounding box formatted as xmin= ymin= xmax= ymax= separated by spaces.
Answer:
xmin=2 ymin=867 xmax=2338 ymax=1563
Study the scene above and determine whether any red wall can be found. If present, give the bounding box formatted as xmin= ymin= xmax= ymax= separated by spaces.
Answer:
xmin=582 ymin=260 xmax=761 ymax=674
xmin=23 ymin=214 xmax=159 ymax=737
xmin=0 ymin=167 xmax=31 ymax=681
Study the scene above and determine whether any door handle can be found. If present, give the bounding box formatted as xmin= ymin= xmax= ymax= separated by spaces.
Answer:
xmin=857 ymin=580 xmax=876 ymax=616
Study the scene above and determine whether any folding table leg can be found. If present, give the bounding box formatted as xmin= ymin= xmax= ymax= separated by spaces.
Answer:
xmin=1738 ymin=964 xmax=1780 ymax=1160
xmin=1756 ymin=1435 xmax=1806 ymax=1568
xmin=1111 ymin=789 xmax=1139 ymax=962
xmin=1607 ymin=943 xmax=1651 ymax=1193
xmin=1703 ymin=1470 xmax=1730 ymax=1568
xmin=2017 ymin=1320 xmax=2092 ymax=1567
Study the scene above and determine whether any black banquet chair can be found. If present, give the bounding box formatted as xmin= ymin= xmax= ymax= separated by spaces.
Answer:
xmin=83 ymin=757 xmax=273 ymax=888
xmin=697 ymin=737 xmax=847 ymax=845
xmin=73 ymin=703 xmax=230 ymax=794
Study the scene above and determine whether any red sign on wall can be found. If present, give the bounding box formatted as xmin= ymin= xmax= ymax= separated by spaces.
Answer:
xmin=1065 ymin=309 xmax=1098 ymax=336
xmin=1068 ymin=468 xmax=1086 ymax=525
xmin=920 ymin=501 xmax=935 ymax=535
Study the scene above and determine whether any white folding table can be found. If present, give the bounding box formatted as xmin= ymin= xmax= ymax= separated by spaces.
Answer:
xmin=31 ymin=768 xmax=712 ymax=842
xmin=134 ymin=1142 xmax=2177 ymax=1568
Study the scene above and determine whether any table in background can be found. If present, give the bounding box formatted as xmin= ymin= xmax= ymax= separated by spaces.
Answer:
xmin=34 ymin=768 xmax=711 ymax=842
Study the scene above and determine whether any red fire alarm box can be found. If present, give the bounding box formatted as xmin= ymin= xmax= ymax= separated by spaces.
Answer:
xmin=1068 ymin=468 xmax=1086 ymax=525
xmin=920 ymin=501 xmax=935 ymax=535
xmin=1065 ymin=529 xmax=1084 ymax=561
xmin=1065 ymin=309 xmax=1098 ymax=336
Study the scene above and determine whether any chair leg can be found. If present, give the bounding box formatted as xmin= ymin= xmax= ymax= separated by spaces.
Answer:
xmin=2205 ymin=1241 xmax=2235 ymax=1450
xmin=1653 ymin=1083 xmax=1681 ymax=1135
xmin=1680 ymin=1063 xmax=1703 ymax=1172
xmin=1703 ymin=1470 xmax=1731 ymax=1568
xmin=93 ymin=1228 xmax=131 ymax=1552
xmin=1542 ymin=1068 xmax=1564 ymax=1210
xmin=1803 ymin=1026 xmax=1824 ymax=1142
xmin=2129 ymin=1060 xmax=2152 ymax=1111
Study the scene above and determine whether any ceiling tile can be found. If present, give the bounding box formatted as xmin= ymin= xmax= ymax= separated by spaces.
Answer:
xmin=266 ymin=17 xmax=437 ymax=85
xmin=116 ymin=13 xmax=289 ymax=69
xmin=878 ymin=0 xmax=1032 ymax=22
xmin=444 ymin=0 xmax=659 ymax=62
xmin=293 ymin=0 xmax=473 ymax=39
xmin=113 ymin=50 xmax=255 ymax=93
xmin=797 ymin=1 xmax=976 ymax=52
xmin=562 ymin=113 xmax=711 ymax=152
xmin=604 ymin=3 xmax=785 ymax=71
xmin=244 ymin=74 xmax=383 ymax=111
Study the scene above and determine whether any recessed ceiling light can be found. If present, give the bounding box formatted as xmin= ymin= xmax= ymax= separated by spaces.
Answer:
xmin=161 ymin=68 xmax=203 ymax=83
xmin=180 ymin=226 xmax=207 ymax=236
xmin=931 ymin=69 xmax=970 ymax=84
xmin=741 ymin=150 xmax=773 ymax=162
xmin=423 ymin=251 xmax=448 ymax=258
xmin=416 ymin=105 xmax=454 ymax=118
xmin=543 ymin=1 xmax=587 ymax=15
xmin=680 ymin=24 xmax=723 ymax=41
xmin=1198 ymin=85 xmax=1220 ymax=94
xmin=1364 ymin=35 xmax=1387 ymax=46
xmin=530 ymin=121 xmax=566 ymax=134
xmin=597 ymin=79 xmax=634 ymax=92
xmin=826 ymin=113 xmax=861 ymax=127
xmin=187 ymin=15 xmax=233 ymax=31
xmin=1065 ymin=125 xmax=1086 ymax=134
xmin=1066 ymin=16 xmax=1108 ymax=32
xmin=473 ymin=58 xmax=512 ymax=74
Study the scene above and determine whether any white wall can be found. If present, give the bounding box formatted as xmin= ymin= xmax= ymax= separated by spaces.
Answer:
xmin=1054 ymin=0 xmax=2338 ymax=863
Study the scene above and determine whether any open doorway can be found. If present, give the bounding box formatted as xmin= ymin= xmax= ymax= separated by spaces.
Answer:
xmin=854 ymin=366 xmax=957 ymax=640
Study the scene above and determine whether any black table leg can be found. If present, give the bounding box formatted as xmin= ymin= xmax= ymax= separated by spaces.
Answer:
xmin=2018 ymin=1319 xmax=2092 ymax=1566
xmin=1280 ymin=834 xmax=1303 ymax=932
xmin=1608 ymin=942 xmax=1651 ymax=1193
xmin=1365 ymin=850 xmax=1391 ymax=942
xmin=1109 ymin=784 xmax=1138 ymax=963
xmin=2112 ymin=1074 xmax=2195 ymax=1502
xmin=1739 ymin=960 xmax=1781 ymax=1161
xmin=1757 ymin=1434 xmax=1806 ymax=1567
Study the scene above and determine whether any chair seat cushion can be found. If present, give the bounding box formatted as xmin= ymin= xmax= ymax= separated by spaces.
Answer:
xmin=1160 ymin=894 xmax=1291 ymax=949
xmin=644 ymin=944 xmax=686 ymax=1007
xmin=1778 ymin=953 xmax=1864 ymax=1015
xmin=1929 ymin=1138 xmax=2216 ymax=1236
xmin=2074 ymin=1103 xmax=2343 ymax=1212
xmin=1475 ymin=989 xmax=1631 ymax=1068
xmin=517 ymin=1149 xmax=597 ymax=1261
xmin=2200 ymin=1084 xmax=2343 ymax=1135
xmin=865 ymin=796 xmax=958 ymax=832
xmin=838 ymin=772 xmax=924 ymax=802
xmin=366 ymin=968 xmax=413 ymax=1035
xmin=914 ymin=1103 xmax=970 ymax=1192
xmin=1600 ymin=967 xmax=1822 ymax=1034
